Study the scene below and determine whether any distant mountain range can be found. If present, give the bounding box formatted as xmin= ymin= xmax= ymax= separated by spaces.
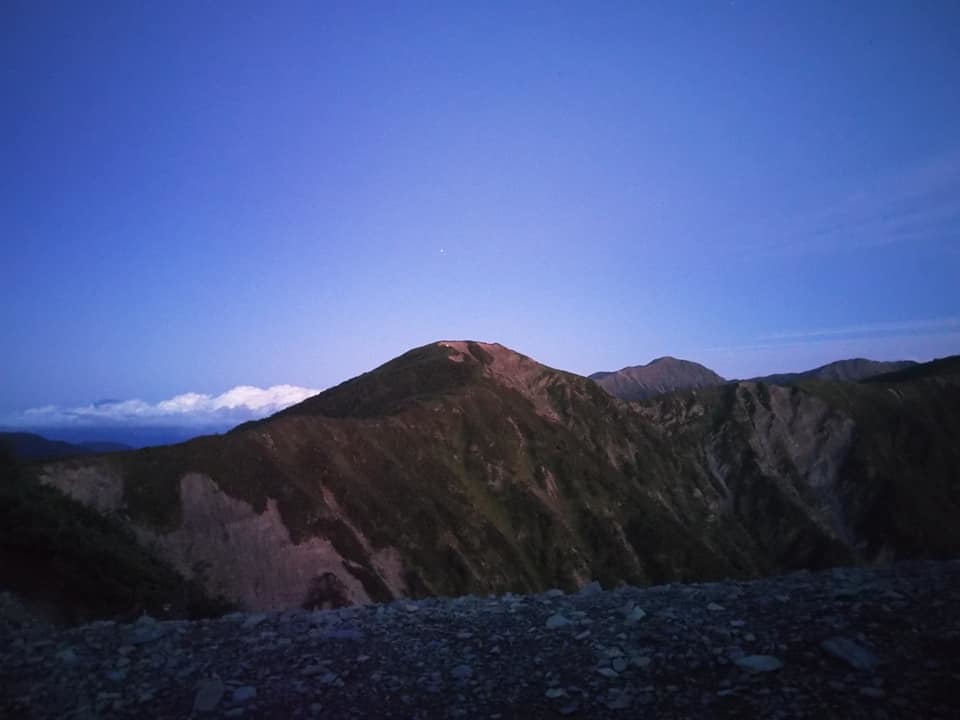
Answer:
xmin=750 ymin=358 xmax=918 ymax=386
xmin=21 ymin=341 xmax=960 ymax=620
xmin=0 ymin=425 xmax=229 ymax=450
xmin=589 ymin=357 xmax=920 ymax=402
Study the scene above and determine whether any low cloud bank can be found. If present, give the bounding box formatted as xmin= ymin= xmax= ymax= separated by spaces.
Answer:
xmin=11 ymin=384 xmax=321 ymax=429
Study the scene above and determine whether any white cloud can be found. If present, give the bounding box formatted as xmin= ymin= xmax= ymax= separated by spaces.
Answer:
xmin=12 ymin=384 xmax=321 ymax=428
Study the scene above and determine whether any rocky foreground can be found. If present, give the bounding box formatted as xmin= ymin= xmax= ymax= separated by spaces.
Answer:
xmin=2 ymin=561 xmax=959 ymax=719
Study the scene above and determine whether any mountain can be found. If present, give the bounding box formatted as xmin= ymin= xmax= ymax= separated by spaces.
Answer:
xmin=589 ymin=357 xmax=726 ymax=401
xmin=0 ymin=432 xmax=132 ymax=461
xmin=23 ymin=342 xmax=960 ymax=617
xmin=752 ymin=358 xmax=917 ymax=385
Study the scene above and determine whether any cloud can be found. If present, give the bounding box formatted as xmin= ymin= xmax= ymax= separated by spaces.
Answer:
xmin=739 ymin=146 xmax=960 ymax=256
xmin=11 ymin=384 xmax=321 ymax=429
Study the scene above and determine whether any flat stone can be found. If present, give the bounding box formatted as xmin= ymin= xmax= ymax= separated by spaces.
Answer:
xmin=126 ymin=625 xmax=169 ymax=645
xmin=242 ymin=613 xmax=268 ymax=629
xmin=193 ymin=678 xmax=225 ymax=713
xmin=545 ymin=613 xmax=571 ymax=629
xmin=707 ymin=603 xmax=725 ymax=612
xmin=451 ymin=664 xmax=472 ymax=680
xmin=821 ymin=636 xmax=880 ymax=671
xmin=55 ymin=648 xmax=78 ymax=664
xmin=232 ymin=686 xmax=257 ymax=704
xmin=735 ymin=655 xmax=783 ymax=673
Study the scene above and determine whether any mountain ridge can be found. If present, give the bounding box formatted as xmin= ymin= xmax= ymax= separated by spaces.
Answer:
xmin=751 ymin=358 xmax=918 ymax=386
xmin=20 ymin=341 xmax=960 ymax=617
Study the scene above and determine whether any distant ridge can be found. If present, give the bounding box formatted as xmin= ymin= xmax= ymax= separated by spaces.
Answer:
xmin=589 ymin=357 xmax=726 ymax=401
xmin=0 ymin=432 xmax=132 ymax=461
xmin=753 ymin=358 xmax=917 ymax=385
xmin=861 ymin=355 xmax=960 ymax=384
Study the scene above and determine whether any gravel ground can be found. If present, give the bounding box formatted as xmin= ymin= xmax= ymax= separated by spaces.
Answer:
xmin=2 ymin=560 xmax=959 ymax=719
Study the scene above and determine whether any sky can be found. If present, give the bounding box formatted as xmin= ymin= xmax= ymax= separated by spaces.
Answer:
xmin=2 ymin=1 xmax=959 ymax=432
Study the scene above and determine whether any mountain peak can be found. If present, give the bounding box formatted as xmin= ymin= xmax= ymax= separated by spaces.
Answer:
xmin=276 ymin=340 xmax=565 ymax=421
xmin=647 ymin=355 xmax=683 ymax=364
xmin=589 ymin=357 xmax=726 ymax=401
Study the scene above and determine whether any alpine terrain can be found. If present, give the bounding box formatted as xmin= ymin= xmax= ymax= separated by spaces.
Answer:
xmin=16 ymin=341 xmax=960 ymax=618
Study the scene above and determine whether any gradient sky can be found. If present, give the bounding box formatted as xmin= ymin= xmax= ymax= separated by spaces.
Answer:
xmin=3 ymin=1 xmax=959 ymax=422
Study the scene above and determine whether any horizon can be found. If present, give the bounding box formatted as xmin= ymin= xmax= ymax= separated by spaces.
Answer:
xmin=4 ymin=3 xmax=959 ymax=426
xmin=1 ymin=336 xmax=952 ymax=441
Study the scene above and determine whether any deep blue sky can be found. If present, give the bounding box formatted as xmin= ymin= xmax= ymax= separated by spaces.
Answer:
xmin=3 ymin=1 xmax=959 ymax=420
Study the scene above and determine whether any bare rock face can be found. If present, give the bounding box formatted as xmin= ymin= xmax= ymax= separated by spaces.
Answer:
xmin=29 ymin=342 xmax=960 ymax=613
xmin=38 ymin=467 xmax=406 ymax=611
xmin=640 ymin=382 xmax=859 ymax=568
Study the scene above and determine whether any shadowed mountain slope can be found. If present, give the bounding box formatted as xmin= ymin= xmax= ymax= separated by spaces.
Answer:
xmin=589 ymin=357 xmax=726 ymax=401
xmin=0 ymin=449 xmax=229 ymax=626
xmin=26 ymin=343 xmax=960 ymax=615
